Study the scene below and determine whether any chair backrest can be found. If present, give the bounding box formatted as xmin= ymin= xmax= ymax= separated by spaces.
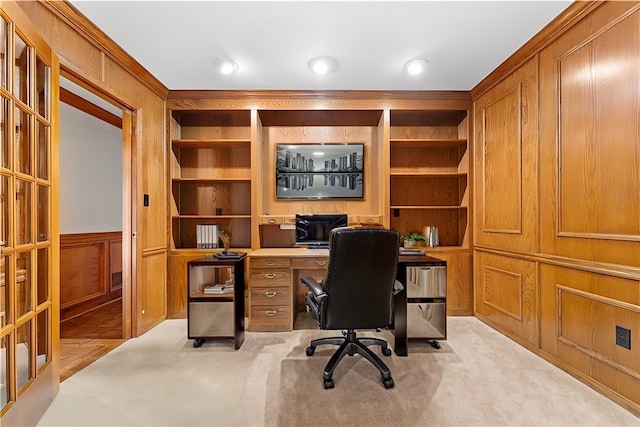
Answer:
xmin=320 ymin=227 xmax=400 ymax=330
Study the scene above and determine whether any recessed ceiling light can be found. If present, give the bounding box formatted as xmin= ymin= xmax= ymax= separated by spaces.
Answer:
xmin=404 ymin=58 xmax=429 ymax=76
xmin=215 ymin=58 xmax=238 ymax=75
xmin=309 ymin=56 xmax=338 ymax=75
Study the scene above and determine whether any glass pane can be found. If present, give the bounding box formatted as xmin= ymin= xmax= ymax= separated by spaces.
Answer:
xmin=15 ymin=107 xmax=31 ymax=175
xmin=0 ymin=17 xmax=7 ymax=89
xmin=1 ymin=333 xmax=9 ymax=409
xmin=16 ymin=321 xmax=32 ymax=391
xmin=36 ymin=309 xmax=48 ymax=372
xmin=16 ymin=179 xmax=31 ymax=245
xmin=0 ymin=254 xmax=8 ymax=327
xmin=1 ymin=97 xmax=7 ymax=169
xmin=37 ymin=184 xmax=48 ymax=242
xmin=0 ymin=175 xmax=7 ymax=248
xmin=14 ymin=33 xmax=29 ymax=104
xmin=36 ymin=56 xmax=49 ymax=119
xmin=36 ymin=121 xmax=48 ymax=180
xmin=36 ymin=247 xmax=48 ymax=306
xmin=16 ymin=251 xmax=31 ymax=317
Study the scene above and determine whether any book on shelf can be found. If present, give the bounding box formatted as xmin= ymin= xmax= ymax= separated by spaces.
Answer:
xmin=399 ymin=248 xmax=426 ymax=256
xmin=196 ymin=224 xmax=218 ymax=249
xmin=203 ymin=279 xmax=234 ymax=294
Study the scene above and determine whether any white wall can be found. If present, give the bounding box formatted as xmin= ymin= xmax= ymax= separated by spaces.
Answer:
xmin=59 ymin=103 xmax=122 ymax=234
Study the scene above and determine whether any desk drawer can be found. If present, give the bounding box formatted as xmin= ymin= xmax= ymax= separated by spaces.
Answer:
xmin=249 ymin=268 xmax=290 ymax=286
xmin=250 ymin=286 xmax=291 ymax=306
xmin=291 ymin=258 xmax=329 ymax=269
xmin=250 ymin=257 xmax=291 ymax=268
xmin=250 ymin=306 xmax=291 ymax=332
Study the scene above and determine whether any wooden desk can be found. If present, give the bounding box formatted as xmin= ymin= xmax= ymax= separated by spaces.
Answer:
xmin=247 ymin=249 xmax=445 ymax=356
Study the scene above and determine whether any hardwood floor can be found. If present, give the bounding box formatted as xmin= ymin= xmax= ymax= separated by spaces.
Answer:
xmin=60 ymin=299 xmax=127 ymax=382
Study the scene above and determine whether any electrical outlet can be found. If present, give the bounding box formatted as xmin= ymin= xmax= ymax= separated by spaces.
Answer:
xmin=616 ymin=325 xmax=631 ymax=350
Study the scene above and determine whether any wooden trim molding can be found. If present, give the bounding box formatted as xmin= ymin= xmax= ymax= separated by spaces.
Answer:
xmin=60 ymin=87 xmax=122 ymax=128
xmin=40 ymin=0 xmax=168 ymax=98
xmin=471 ymin=1 xmax=601 ymax=98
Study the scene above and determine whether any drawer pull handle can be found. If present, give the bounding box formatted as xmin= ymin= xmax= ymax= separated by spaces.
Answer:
xmin=265 ymin=291 xmax=277 ymax=298
xmin=265 ymin=310 xmax=277 ymax=317
xmin=316 ymin=260 xmax=327 ymax=266
xmin=365 ymin=217 xmax=374 ymax=223
xmin=266 ymin=259 xmax=276 ymax=265
xmin=265 ymin=273 xmax=276 ymax=279
xmin=267 ymin=218 xmax=277 ymax=224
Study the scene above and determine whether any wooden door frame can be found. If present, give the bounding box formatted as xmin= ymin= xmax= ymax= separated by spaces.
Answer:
xmin=58 ymin=67 xmax=136 ymax=338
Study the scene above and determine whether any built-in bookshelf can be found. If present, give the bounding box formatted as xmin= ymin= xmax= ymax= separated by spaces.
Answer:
xmin=169 ymin=110 xmax=252 ymax=250
xmin=389 ymin=110 xmax=469 ymax=249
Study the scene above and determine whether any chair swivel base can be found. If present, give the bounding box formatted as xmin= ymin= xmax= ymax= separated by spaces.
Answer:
xmin=305 ymin=329 xmax=394 ymax=389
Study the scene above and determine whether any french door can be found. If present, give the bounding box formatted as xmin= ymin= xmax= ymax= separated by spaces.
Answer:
xmin=0 ymin=2 xmax=59 ymax=425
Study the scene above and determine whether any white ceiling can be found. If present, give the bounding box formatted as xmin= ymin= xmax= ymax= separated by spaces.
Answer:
xmin=68 ymin=0 xmax=572 ymax=91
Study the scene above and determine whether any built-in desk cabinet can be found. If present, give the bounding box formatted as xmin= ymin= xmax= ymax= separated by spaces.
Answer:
xmin=166 ymin=98 xmax=472 ymax=318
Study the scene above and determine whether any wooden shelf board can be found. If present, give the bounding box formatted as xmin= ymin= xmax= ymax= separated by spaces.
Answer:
xmin=172 ymin=215 xmax=252 ymax=219
xmin=172 ymin=178 xmax=251 ymax=183
xmin=389 ymin=172 xmax=467 ymax=178
xmin=389 ymin=205 xmax=468 ymax=210
xmin=172 ymin=139 xmax=251 ymax=148
xmin=390 ymin=138 xmax=467 ymax=148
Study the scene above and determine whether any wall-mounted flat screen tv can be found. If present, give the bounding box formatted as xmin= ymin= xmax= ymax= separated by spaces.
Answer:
xmin=275 ymin=143 xmax=364 ymax=199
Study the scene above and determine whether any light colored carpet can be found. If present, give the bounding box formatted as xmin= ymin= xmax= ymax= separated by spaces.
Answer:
xmin=37 ymin=317 xmax=639 ymax=426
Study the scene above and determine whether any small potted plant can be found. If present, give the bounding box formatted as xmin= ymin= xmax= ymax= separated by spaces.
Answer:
xmin=401 ymin=231 xmax=428 ymax=248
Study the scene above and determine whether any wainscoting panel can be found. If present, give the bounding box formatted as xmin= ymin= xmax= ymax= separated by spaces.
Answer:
xmin=474 ymin=250 xmax=538 ymax=346
xmin=540 ymin=264 xmax=640 ymax=406
xmin=60 ymin=232 xmax=122 ymax=321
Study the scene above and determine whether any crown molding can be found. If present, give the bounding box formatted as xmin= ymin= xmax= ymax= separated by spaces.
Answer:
xmin=42 ymin=0 xmax=168 ymax=99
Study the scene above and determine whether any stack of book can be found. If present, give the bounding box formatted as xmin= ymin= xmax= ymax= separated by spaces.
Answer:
xmin=399 ymin=247 xmax=426 ymax=257
xmin=203 ymin=280 xmax=234 ymax=294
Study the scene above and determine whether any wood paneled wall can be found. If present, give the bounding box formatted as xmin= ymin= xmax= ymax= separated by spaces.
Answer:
xmin=472 ymin=1 xmax=640 ymax=416
xmin=60 ymin=232 xmax=122 ymax=321
xmin=17 ymin=1 xmax=169 ymax=337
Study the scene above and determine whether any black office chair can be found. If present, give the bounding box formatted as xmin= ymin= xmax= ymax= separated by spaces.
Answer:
xmin=300 ymin=227 xmax=400 ymax=389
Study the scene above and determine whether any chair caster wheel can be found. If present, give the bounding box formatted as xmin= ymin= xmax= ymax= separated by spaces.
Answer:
xmin=381 ymin=347 xmax=392 ymax=356
xmin=305 ymin=346 xmax=315 ymax=356
xmin=193 ymin=339 xmax=203 ymax=348
xmin=383 ymin=377 xmax=395 ymax=389
xmin=430 ymin=340 xmax=441 ymax=349
xmin=323 ymin=378 xmax=335 ymax=389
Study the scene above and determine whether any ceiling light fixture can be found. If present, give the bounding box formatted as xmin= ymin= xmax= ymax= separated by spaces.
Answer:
xmin=308 ymin=56 xmax=338 ymax=75
xmin=215 ymin=58 xmax=238 ymax=75
xmin=404 ymin=58 xmax=429 ymax=76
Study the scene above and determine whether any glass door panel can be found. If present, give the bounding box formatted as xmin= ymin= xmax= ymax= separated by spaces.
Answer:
xmin=15 ymin=179 xmax=31 ymax=245
xmin=36 ymin=120 xmax=48 ymax=180
xmin=0 ymin=17 xmax=7 ymax=89
xmin=0 ymin=175 xmax=7 ymax=247
xmin=1 ymin=97 xmax=8 ymax=170
xmin=0 ymin=334 xmax=10 ymax=410
xmin=36 ymin=310 xmax=48 ymax=372
xmin=35 ymin=56 xmax=48 ymax=119
xmin=16 ymin=251 xmax=31 ymax=318
xmin=0 ymin=254 xmax=9 ymax=327
xmin=37 ymin=184 xmax=48 ymax=242
xmin=14 ymin=106 xmax=30 ymax=175
xmin=16 ymin=321 xmax=31 ymax=392
xmin=36 ymin=247 xmax=48 ymax=306
xmin=14 ymin=33 xmax=29 ymax=105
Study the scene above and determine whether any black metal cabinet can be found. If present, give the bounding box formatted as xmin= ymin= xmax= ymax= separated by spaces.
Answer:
xmin=393 ymin=255 xmax=447 ymax=356
xmin=187 ymin=254 xmax=246 ymax=349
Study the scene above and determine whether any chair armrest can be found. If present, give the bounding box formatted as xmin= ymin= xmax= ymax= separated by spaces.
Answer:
xmin=300 ymin=276 xmax=326 ymax=300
